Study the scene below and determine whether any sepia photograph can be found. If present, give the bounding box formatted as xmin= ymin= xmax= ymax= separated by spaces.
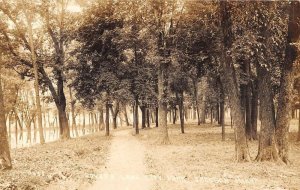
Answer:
xmin=0 ymin=0 xmax=300 ymax=189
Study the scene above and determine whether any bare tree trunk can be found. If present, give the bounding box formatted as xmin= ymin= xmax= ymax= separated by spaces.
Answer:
xmin=98 ymin=105 xmax=104 ymax=130
xmin=141 ymin=106 xmax=146 ymax=129
xmin=177 ymin=92 xmax=185 ymax=134
xmin=256 ymin=66 xmax=279 ymax=162
xmin=134 ymin=98 xmax=139 ymax=134
xmin=123 ymin=105 xmax=130 ymax=126
xmin=275 ymin=1 xmax=300 ymax=164
xmin=298 ymin=111 xmax=300 ymax=141
xmin=25 ymin=12 xmax=45 ymax=144
xmin=147 ymin=108 xmax=150 ymax=128
xmin=105 ymin=102 xmax=110 ymax=136
xmin=158 ymin=65 xmax=170 ymax=144
xmin=69 ymin=87 xmax=79 ymax=137
xmin=111 ymin=101 xmax=119 ymax=129
xmin=173 ymin=108 xmax=177 ymax=124
xmin=0 ymin=73 xmax=12 ymax=170
xmin=220 ymin=1 xmax=250 ymax=162
xmin=155 ymin=107 xmax=158 ymax=127
xmin=218 ymin=77 xmax=225 ymax=141
xmin=251 ymin=79 xmax=258 ymax=140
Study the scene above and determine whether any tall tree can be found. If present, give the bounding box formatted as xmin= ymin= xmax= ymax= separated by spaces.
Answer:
xmin=0 ymin=63 xmax=12 ymax=170
xmin=219 ymin=1 xmax=250 ymax=161
xmin=276 ymin=1 xmax=300 ymax=164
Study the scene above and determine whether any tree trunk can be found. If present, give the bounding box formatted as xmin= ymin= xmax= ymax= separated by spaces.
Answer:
xmin=147 ymin=108 xmax=150 ymax=128
xmin=123 ymin=104 xmax=130 ymax=126
xmin=275 ymin=1 xmax=300 ymax=164
xmin=105 ymin=102 xmax=110 ymax=136
xmin=111 ymin=101 xmax=119 ymax=130
xmin=58 ymin=105 xmax=70 ymax=140
xmin=155 ymin=107 xmax=158 ymax=127
xmin=199 ymin=78 xmax=207 ymax=124
xmin=140 ymin=106 xmax=146 ymax=129
xmin=298 ymin=111 xmax=300 ymax=141
xmin=251 ymin=79 xmax=258 ymax=140
xmin=178 ymin=92 xmax=185 ymax=134
xmin=173 ymin=108 xmax=177 ymax=124
xmin=157 ymin=65 xmax=170 ymax=144
xmin=256 ymin=66 xmax=279 ymax=162
xmin=0 ymin=75 xmax=12 ymax=170
xmin=26 ymin=13 xmax=45 ymax=144
xmin=98 ymin=106 xmax=104 ymax=130
xmin=69 ymin=87 xmax=78 ymax=137
xmin=220 ymin=1 xmax=250 ymax=162
xmin=218 ymin=78 xmax=225 ymax=141
xmin=134 ymin=98 xmax=139 ymax=134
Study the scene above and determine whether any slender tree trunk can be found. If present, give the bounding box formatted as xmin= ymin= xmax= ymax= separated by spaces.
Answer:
xmin=105 ymin=102 xmax=110 ymax=136
xmin=147 ymin=108 xmax=150 ymax=128
xmin=134 ymin=98 xmax=139 ymax=134
xmin=140 ymin=106 xmax=146 ymax=129
xmin=26 ymin=13 xmax=45 ymax=144
xmin=123 ymin=104 xmax=130 ymax=126
xmin=0 ymin=74 xmax=12 ymax=170
xmin=98 ymin=106 xmax=104 ymax=130
xmin=155 ymin=107 xmax=158 ymax=127
xmin=218 ymin=78 xmax=225 ymax=141
xmin=256 ymin=66 xmax=279 ymax=162
xmin=179 ymin=92 xmax=184 ymax=134
xmin=82 ymin=111 xmax=86 ymax=135
xmin=251 ymin=79 xmax=258 ymax=140
xmin=69 ymin=87 xmax=78 ymax=137
xmin=173 ymin=108 xmax=177 ymax=124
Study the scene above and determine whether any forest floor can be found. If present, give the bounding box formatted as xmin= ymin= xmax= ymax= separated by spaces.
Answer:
xmin=137 ymin=122 xmax=300 ymax=190
xmin=1 ymin=121 xmax=300 ymax=190
xmin=0 ymin=130 xmax=111 ymax=190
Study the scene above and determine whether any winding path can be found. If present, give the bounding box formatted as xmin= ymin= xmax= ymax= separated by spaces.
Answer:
xmin=88 ymin=129 xmax=153 ymax=190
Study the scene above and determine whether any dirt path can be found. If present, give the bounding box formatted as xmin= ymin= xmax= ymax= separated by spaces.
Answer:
xmin=88 ymin=129 xmax=152 ymax=190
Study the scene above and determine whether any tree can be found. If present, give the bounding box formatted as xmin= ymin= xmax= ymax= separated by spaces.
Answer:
xmin=276 ymin=1 xmax=300 ymax=164
xmin=0 ymin=62 xmax=12 ymax=170
xmin=0 ymin=0 xmax=71 ymax=139
xmin=23 ymin=2 xmax=45 ymax=144
xmin=219 ymin=1 xmax=250 ymax=162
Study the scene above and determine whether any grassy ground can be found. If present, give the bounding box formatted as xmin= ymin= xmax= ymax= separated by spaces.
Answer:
xmin=0 ymin=131 xmax=111 ymax=190
xmin=138 ymin=122 xmax=300 ymax=190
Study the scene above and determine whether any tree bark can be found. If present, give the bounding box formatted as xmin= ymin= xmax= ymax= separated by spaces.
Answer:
xmin=256 ymin=66 xmax=279 ymax=162
xmin=251 ymin=79 xmax=258 ymax=140
xmin=26 ymin=12 xmax=45 ymax=144
xmin=155 ymin=107 xmax=159 ymax=127
xmin=158 ymin=64 xmax=170 ymax=143
xmin=69 ymin=87 xmax=79 ymax=137
xmin=177 ymin=92 xmax=185 ymax=134
xmin=147 ymin=108 xmax=150 ymax=128
xmin=123 ymin=104 xmax=130 ymax=126
xmin=105 ymin=102 xmax=110 ymax=136
xmin=0 ymin=74 xmax=12 ymax=170
xmin=275 ymin=1 xmax=300 ymax=164
xmin=140 ymin=106 xmax=146 ymax=129
xmin=134 ymin=98 xmax=139 ymax=134
xmin=98 ymin=105 xmax=104 ymax=130
xmin=220 ymin=1 xmax=250 ymax=162
xmin=111 ymin=101 xmax=119 ymax=130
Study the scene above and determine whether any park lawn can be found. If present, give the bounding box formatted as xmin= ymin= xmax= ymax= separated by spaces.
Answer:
xmin=0 ymin=131 xmax=111 ymax=190
xmin=139 ymin=123 xmax=300 ymax=190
